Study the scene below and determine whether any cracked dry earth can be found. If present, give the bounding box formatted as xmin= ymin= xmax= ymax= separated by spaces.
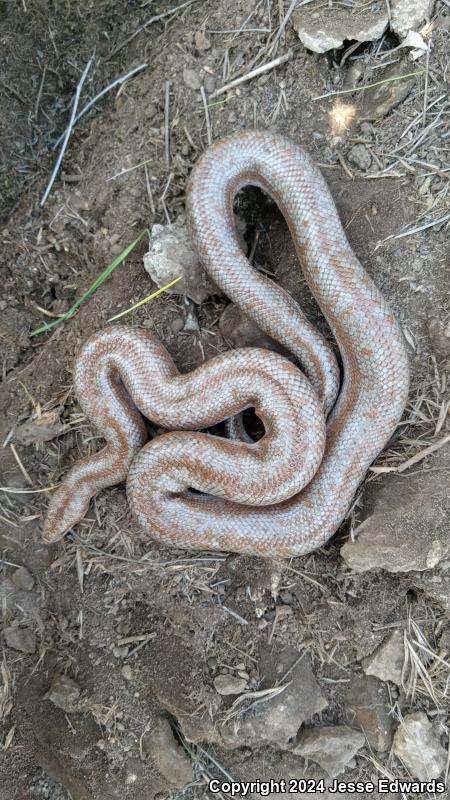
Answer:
xmin=0 ymin=2 xmax=449 ymax=800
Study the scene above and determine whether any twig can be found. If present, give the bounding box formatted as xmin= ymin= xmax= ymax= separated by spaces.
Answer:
xmin=106 ymin=158 xmax=153 ymax=182
xmin=375 ymin=211 xmax=450 ymax=248
xmin=200 ymin=85 xmax=212 ymax=145
xmin=164 ymin=81 xmax=171 ymax=169
xmin=40 ymin=58 xmax=92 ymax=207
xmin=210 ymin=50 xmax=292 ymax=98
xmin=34 ymin=66 xmax=47 ymax=119
xmin=422 ymin=40 xmax=431 ymax=126
xmin=9 ymin=444 xmax=33 ymax=487
xmin=144 ymin=163 xmax=155 ymax=215
xmin=312 ymin=70 xmax=423 ymax=101
xmin=52 ymin=63 xmax=147 ymax=150
xmin=371 ymin=434 xmax=450 ymax=474
xmin=108 ymin=0 xmax=198 ymax=58
xmin=267 ymin=0 xmax=300 ymax=55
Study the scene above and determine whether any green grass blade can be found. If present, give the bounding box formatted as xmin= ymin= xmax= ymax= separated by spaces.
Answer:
xmin=30 ymin=228 xmax=150 ymax=337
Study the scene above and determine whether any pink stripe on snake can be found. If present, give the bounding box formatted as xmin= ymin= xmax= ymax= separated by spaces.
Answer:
xmin=43 ymin=131 xmax=409 ymax=557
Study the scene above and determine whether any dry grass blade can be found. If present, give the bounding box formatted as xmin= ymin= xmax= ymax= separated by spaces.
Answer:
xmin=221 ymin=682 xmax=291 ymax=724
xmin=402 ymin=617 xmax=450 ymax=707
xmin=107 ymin=276 xmax=182 ymax=322
xmin=312 ymin=70 xmax=423 ymax=101
xmin=0 ymin=662 xmax=13 ymax=721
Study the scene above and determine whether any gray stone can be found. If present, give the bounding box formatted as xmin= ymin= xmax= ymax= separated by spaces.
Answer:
xmin=391 ymin=0 xmax=435 ymax=38
xmin=341 ymin=445 xmax=450 ymax=573
xmin=363 ymin=629 xmax=405 ymax=686
xmin=219 ymin=303 xmax=286 ymax=354
xmin=143 ymin=716 xmax=193 ymax=788
xmin=358 ymin=59 xmax=417 ymax=121
xmin=144 ymin=218 xmax=218 ymax=304
xmin=293 ymin=725 xmax=365 ymax=777
xmin=292 ymin=4 xmax=388 ymax=53
xmin=11 ymin=566 xmax=34 ymax=591
xmin=348 ymin=144 xmax=372 ymax=171
xmin=221 ymin=649 xmax=327 ymax=748
xmin=214 ymin=674 xmax=248 ymax=696
xmin=46 ymin=674 xmax=81 ymax=712
xmin=346 ymin=676 xmax=393 ymax=752
xmin=393 ymin=712 xmax=446 ymax=780
xmin=195 ymin=30 xmax=211 ymax=51
xmin=204 ymin=74 xmax=216 ymax=94
xmin=183 ymin=68 xmax=201 ymax=90
xmin=4 ymin=625 xmax=37 ymax=654
xmin=292 ymin=1 xmax=434 ymax=54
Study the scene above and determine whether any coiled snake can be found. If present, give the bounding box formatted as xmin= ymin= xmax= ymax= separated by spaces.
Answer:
xmin=43 ymin=131 xmax=409 ymax=557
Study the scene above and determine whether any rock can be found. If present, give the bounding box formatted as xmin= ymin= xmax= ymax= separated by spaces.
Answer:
xmin=195 ymin=30 xmax=211 ymax=51
xmin=143 ymin=716 xmax=193 ymax=788
xmin=46 ymin=674 xmax=80 ymax=712
xmin=341 ymin=445 xmax=450 ymax=573
xmin=345 ymin=676 xmax=393 ymax=752
xmin=347 ymin=144 xmax=372 ymax=171
xmin=428 ymin=317 xmax=450 ymax=359
xmin=204 ymin=74 xmax=216 ymax=94
xmin=293 ymin=725 xmax=365 ymax=778
xmin=219 ymin=304 xmax=286 ymax=354
xmin=214 ymin=674 xmax=248 ymax=696
xmin=11 ymin=566 xmax=34 ymax=591
xmin=292 ymin=3 xmax=388 ymax=53
xmin=221 ymin=649 xmax=327 ymax=748
xmin=393 ymin=712 xmax=446 ymax=780
xmin=13 ymin=411 xmax=66 ymax=445
xmin=391 ymin=0 xmax=435 ymax=38
xmin=183 ymin=68 xmax=201 ymax=90
xmin=0 ymin=576 xmax=39 ymax=615
xmin=358 ymin=59 xmax=416 ymax=121
xmin=292 ymin=1 xmax=434 ymax=54
xmin=143 ymin=218 xmax=218 ymax=304
xmin=412 ymin=566 xmax=450 ymax=613
xmin=4 ymin=625 xmax=37 ymax=654
xmin=363 ymin=630 xmax=405 ymax=686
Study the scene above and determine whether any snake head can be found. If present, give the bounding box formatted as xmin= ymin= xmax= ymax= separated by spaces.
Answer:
xmin=42 ymin=481 xmax=91 ymax=543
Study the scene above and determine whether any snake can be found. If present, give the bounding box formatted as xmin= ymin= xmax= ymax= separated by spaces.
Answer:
xmin=43 ymin=130 xmax=409 ymax=557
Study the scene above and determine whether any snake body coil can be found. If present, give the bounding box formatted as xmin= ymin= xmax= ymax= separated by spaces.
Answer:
xmin=43 ymin=131 xmax=409 ymax=557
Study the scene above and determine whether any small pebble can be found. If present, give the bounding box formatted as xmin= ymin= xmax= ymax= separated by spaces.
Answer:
xmin=348 ymin=143 xmax=372 ymax=171
xmin=204 ymin=74 xmax=216 ymax=94
xmin=122 ymin=665 xmax=133 ymax=681
xmin=4 ymin=625 xmax=37 ymax=654
xmin=214 ymin=674 xmax=248 ymax=696
xmin=183 ymin=68 xmax=201 ymax=90
xmin=12 ymin=566 xmax=34 ymax=591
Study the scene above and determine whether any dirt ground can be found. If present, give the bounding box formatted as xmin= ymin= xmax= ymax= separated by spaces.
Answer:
xmin=0 ymin=1 xmax=449 ymax=799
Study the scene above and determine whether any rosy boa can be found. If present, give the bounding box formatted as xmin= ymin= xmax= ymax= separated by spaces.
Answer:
xmin=43 ymin=131 xmax=409 ymax=557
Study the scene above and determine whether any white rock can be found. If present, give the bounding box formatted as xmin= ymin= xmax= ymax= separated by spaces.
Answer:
xmin=293 ymin=725 xmax=365 ymax=778
xmin=363 ymin=629 xmax=405 ymax=686
xmin=292 ymin=5 xmax=388 ymax=53
xmin=391 ymin=0 xmax=435 ymax=38
xmin=143 ymin=218 xmax=218 ymax=304
xmin=292 ymin=0 xmax=434 ymax=54
xmin=393 ymin=712 xmax=446 ymax=780
xmin=214 ymin=674 xmax=248 ymax=696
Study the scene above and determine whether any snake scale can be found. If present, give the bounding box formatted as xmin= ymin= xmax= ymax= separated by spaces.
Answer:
xmin=43 ymin=131 xmax=409 ymax=557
